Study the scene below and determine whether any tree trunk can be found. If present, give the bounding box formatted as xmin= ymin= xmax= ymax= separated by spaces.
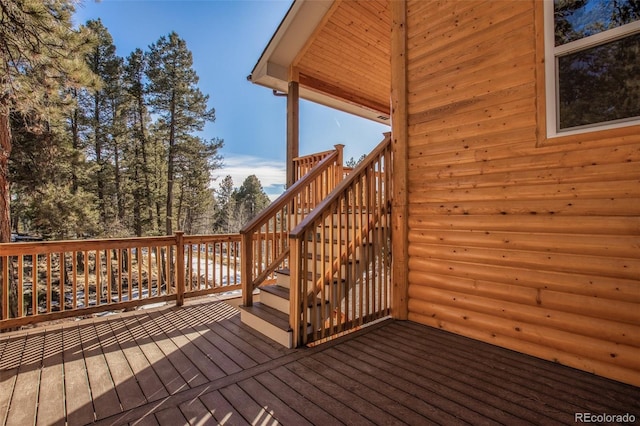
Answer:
xmin=133 ymin=147 xmax=143 ymax=236
xmin=0 ymin=111 xmax=15 ymax=321
xmin=0 ymin=111 xmax=12 ymax=242
xmin=137 ymin=97 xmax=154 ymax=229
xmin=71 ymin=89 xmax=80 ymax=194
xmin=94 ymin=93 xmax=105 ymax=224
xmin=166 ymin=92 xmax=175 ymax=235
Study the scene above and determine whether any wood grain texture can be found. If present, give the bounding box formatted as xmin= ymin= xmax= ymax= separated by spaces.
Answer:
xmin=405 ymin=0 xmax=640 ymax=386
xmin=0 ymin=302 xmax=637 ymax=425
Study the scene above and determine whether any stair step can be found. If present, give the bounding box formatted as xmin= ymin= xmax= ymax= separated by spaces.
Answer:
xmin=260 ymin=283 xmax=290 ymax=300
xmin=239 ymin=302 xmax=292 ymax=348
xmin=260 ymin=283 xmax=332 ymax=312
xmin=276 ymin=268 xmax=347 ymax=285
xmin=259 ymin=284 xmax=290 ymax=314
xmin=306 ymin=253 xmax=361 ymax=263
xmin=275 ymin=268 xmax=290 ymax=289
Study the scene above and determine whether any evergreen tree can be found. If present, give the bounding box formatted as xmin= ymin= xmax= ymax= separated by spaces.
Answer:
xmin=0 ymin=0 xmax=95 ymax=242
xmin=80 ymin=19 xmax=123 ymax=229
xmin=234 ymin=175 xmax=270 ymax=223
xmin=123 ymin=48 xmax=154 ymax=235
xmin=345 ymin=154 xmax=366 ymax=168
xmin=10 ymin=112 xmax=100 ymax=238
xmin=214 ymin=175 xmax=237 ymax=233
xmin=175 ymin=135 xmax=222 ymax=234
xmin=146 ymin=32 xmax=216 ymax=234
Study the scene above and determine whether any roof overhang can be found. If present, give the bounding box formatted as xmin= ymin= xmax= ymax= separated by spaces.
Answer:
xmin=249 ymin=0 xmax=391 ymax=125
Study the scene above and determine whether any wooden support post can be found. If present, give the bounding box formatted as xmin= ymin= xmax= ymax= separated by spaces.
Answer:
xmin=1 ymin=257 xmax=6 ymax=319
xmin=289 ymin=237 xmax=301 ymax=347
xmin=334 ymin=144 xmax=344 ymax=185
xmin=241 ymin=231 xmax=253 ymax=307
xmin=175 ymin=231 xmax=185 ymax=306
xmin=287 ymin=75 xmax=300 ymax=188
xmin=391 ymin=0 xmax=409 ymax=320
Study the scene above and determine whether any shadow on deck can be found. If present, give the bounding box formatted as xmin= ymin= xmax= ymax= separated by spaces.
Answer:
xmin=0 ymin=298 xmax=638 ymax=425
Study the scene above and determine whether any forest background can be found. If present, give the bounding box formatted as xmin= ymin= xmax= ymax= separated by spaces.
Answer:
xmin=1 ymin=1 xmax=293 ymax=241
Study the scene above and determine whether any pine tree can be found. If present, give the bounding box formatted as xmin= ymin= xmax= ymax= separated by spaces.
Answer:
xmin=214 ymin=175 xmax=237 ymax=233
xmin=0 ymin=0 xmax=95 ymax=242
xmin=235 ymin=175 xmax=270 ymax=223
xmin=175 ymin=135 xmax=222 ymax=234
xmin=146 ymin=32 xmax=216 ymax=235
xmin=80 ymin=19 xmax=123 ymax=229
xmin=123 ymin=49 xmax=154 ymax=235
xmin=10 ymin=110 xmax=100 ymax=238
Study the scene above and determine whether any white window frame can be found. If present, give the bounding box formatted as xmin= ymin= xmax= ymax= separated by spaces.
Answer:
xmin=544 ymin=0 xmax=640 ymax=138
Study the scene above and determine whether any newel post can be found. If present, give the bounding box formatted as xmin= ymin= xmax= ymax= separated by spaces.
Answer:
xmin=175 ymin=231 xmax=185 ymax=307
xmin=289 ymin=236 xmax=301 ymax=346
xmin=334 ymin=144 xmax=344 ymax=185
xmin=241 ymin=230 xmax=253 ymax=307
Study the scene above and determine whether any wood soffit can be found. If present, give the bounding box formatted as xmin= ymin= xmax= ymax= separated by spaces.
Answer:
xmin=250 ymin=0 xmax=391 ymax=123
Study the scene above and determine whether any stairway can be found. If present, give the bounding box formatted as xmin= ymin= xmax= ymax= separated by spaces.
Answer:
xmin=238 ymin=270 xmax=295 ymax=348
xmin=239 ymin=134 xmax=392 ymax=348
xmin=239 ymin=217 xmax=363 ymax=348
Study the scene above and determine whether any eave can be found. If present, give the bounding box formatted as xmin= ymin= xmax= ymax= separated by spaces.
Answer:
xmin=249 ymin=0 xmax=391 ymax=125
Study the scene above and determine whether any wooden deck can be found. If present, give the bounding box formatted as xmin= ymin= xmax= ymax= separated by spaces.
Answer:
xmin=0 ymin=298 xmax=638 ymax=425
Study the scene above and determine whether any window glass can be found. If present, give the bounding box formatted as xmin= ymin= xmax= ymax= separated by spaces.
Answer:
xmin=555 ymin=0 xmax=640 ymax=45
xmin=558 ymin=32 xmax=640 ymax=129
xmin=550 ymin=0 xmax=640 ymax=132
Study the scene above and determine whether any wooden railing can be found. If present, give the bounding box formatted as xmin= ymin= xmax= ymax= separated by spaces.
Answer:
xmin=292 ymin=145 xmax=343 ymax=182
xmin=289 ymin=133 xmax=392 ymax=346
xmin=240 ymin=146 xmax=345 ymax=307
xmin=0 ymin=232 xmax=241 ymax=330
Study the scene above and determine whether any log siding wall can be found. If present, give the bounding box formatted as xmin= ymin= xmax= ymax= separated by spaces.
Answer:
xmin=405 ymin=0 xmax=640 ymax=386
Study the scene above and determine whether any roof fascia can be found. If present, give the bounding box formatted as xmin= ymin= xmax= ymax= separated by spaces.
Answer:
xmin=250 ymin=0 xmax=332 ymax=84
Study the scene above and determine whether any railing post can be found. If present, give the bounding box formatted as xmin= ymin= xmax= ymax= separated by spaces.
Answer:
xmin=289 ymin=236 xmax=301 ymax=347
xmin=1 ymin=257 xmax=7 ymax=320
xmin=175 ymin=231 xmax=185 ymax=307
xmin=241 ymin=231 xmax=253 ymax=307
xmin=334 ymin=144 xmax=344 ymax=186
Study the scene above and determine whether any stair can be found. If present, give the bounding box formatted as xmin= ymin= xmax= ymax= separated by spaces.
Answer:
xmin=238 ymin=135 xmax=391 ymax=348
xmin=239 ymin=267 xmax=340 ymax=348
xmin=240 ymin=212 xmax=375 ymax=348
xmin=239 ymin=302 xmax=292 ymax=347
xmin=239 ymin=268 xmax=293 ymax=348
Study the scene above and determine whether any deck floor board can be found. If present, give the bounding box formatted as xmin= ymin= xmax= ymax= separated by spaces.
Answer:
xmin=139 ymin=311 xmax=208 ymax=388
xmin=79 ymin=322 xmax=122 ymax=419
xmin=358 ymin=329 xmax=561 ymax=424
xmin=376 ymin=323 xmax=590 ymax=419
xmin=237 ymin=376 xmax=313 ymax=426
xmin=199 ymin=390 xmax=250 ymax=426
xmin=35 ymin=330 xmax=65 ymax=426
xmin=0 ymin=298 xmax=637 ymax=426
xmin=108 ymin=317 xmax=170 ymax=403
xmin=5 ymin=332 xmax=43 ymax=426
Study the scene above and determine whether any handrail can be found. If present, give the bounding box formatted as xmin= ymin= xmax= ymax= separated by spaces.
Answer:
xmin=293 ymin=146 xmax=342 ymax=182
xmin=240 ymin=145 xmax=345 ymax=307
xmin=240 ymin=150 xmax=340 ymax=236
xmin=288 ymin=133 xmax=392 ymax=346
xmin=0 ymin=232 xmax=242 ymax=330
xmin=290 ymin=133 xmax=391 ymax=239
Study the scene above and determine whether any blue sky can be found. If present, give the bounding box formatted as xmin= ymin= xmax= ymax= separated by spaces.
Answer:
xmin=73 ymin=0 xmax=389 ymax=199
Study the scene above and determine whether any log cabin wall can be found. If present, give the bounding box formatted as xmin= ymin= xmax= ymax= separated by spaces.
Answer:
xmin=404 ymin=0 xmax=640 ymax=386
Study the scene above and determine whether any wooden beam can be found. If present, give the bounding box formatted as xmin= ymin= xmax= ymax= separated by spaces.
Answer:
xmin=287 ymin=76 xmax=300 ymax=188
xmin=391 ymin=0 xmax=408 ymax=320
xmin=299 ymin=72 xmax=391 ymax=116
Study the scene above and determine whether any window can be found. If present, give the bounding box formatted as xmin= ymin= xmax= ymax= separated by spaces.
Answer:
xmin=544 ymin=0 xmax=640 ymax=136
